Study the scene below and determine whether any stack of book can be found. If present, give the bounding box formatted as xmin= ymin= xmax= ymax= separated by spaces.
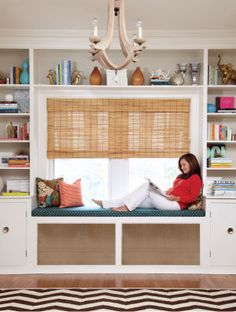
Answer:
xmin=212 ymin=180 xmax=236 ymax=196
xmin=149 ymin=70 xmax=171 ymax=85
xmin=209 ymin=157 xmax=233 ymax=168
xmin=6 ymin=179 xmax=30 ymax=193
xmin=9 ymin=66 xmax=22 ymax=84
xmin=207 ymin=123 xmax=235 ymax=141
xmin=19 ymin=122 xmax=30 ymax=140
xmin=56 ymin=60 xmax=72 ymax=85
xmin=0 ymin=101 xmax=18 ymax=113
xmin=7 ymin=155 xmax=29 ymax=168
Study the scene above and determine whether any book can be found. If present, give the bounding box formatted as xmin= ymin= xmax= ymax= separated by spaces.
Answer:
xmin=1 ymin=192 xmax=29 ymax=196
xmin=145 ymin=178 xmax=168 ymax=198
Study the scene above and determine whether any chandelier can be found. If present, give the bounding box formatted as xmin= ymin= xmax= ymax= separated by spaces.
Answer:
xmin=89 ymin=0 xmax=146 ymax=70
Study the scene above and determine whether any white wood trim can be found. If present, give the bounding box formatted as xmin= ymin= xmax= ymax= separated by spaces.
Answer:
xmin=0 ymin=29 xmax=236 ymax=49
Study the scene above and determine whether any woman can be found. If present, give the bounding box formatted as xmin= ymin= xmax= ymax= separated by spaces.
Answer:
xmin=93 ymin=153 xmax=202 ymax=212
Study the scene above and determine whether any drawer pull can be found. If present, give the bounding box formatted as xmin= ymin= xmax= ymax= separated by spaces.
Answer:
xmin=227 ymin=227 xmax=234 ymax=235
xmin=2 ymin=227 xmax=9 ymax=234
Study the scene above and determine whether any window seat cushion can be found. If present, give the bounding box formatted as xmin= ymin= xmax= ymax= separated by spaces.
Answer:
xmin=32 ymin=206 xmax=205 ymax=217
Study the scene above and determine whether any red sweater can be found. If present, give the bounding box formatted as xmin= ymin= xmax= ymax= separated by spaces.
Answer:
xmin=169 ymin=174 xmax=202 ymax=209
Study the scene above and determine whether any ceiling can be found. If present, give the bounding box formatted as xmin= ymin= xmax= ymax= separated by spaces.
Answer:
xmin=0 ymin=0 xmax=235 ymax=32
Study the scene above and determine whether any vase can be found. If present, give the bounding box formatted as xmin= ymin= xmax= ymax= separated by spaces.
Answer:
xmin=20 ymin=58 xmax=29 ymax=84
xmin=90 ymin=67 xmax=102 ymax=85
xmin=183 ymin=63 xmax=192 ymax=85
xmin=131 ymin=67 xmax=145 ymax=85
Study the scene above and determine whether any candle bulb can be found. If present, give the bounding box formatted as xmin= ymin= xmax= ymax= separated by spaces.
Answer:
xmin=136 ymin=20 xmax=143 ymax=39
xmin=92 ymin=18 xmax=98 ymax=37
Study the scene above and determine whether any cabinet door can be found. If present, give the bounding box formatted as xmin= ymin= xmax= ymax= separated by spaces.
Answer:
xmin=211 ymin=202 xmax=236 ymax=266
xmin=0 ymin=202 xmax=26 ymax=266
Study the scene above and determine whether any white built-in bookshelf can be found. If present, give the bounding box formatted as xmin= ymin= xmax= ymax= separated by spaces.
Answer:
xmin=1 ymin=35 xmax=236 ymax=272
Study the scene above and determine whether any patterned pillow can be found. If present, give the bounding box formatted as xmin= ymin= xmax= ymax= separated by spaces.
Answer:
xmin=58 ymin=179 xmax=84 ymax=208
xmin=36 ymin=177 xmax=63 ymax=208
xmin=188 ymin=194 xmax=204 ymax=210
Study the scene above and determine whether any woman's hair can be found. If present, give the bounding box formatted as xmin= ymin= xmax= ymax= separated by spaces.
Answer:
xmin=177 ymin=153 xmax=202 ymax=179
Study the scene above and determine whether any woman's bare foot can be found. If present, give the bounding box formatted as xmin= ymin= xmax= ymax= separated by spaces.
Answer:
xmin=92 ymin=199 xmax=103 ymax=208
xmin=112 ymin=205 xmax=129 ymax=212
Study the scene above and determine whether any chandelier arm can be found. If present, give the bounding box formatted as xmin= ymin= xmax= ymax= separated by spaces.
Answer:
xmin=93 ymin=0 xmax=115 ymax=51
xmin=94 ymin=48 xmax=137 ymax=70
xmin=93 ymin=50 xmax=118 ymax=70
xmin=89 ymin=0 xmax=146 ymax=70
xmin=118 ymin=0 xmax=133 ymax=57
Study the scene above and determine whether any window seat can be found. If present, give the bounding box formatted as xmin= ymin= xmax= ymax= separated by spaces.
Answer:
xmin=32 ymin=206 xmax=205 ymax=217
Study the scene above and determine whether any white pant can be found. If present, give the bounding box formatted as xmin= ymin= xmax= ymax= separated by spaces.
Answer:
xmin=102 ymin=181 xmax=180 ymax=211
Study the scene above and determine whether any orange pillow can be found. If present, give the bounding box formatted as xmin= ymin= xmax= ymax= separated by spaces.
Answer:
xmin=58 ymin=179 xmax=84 ymax=208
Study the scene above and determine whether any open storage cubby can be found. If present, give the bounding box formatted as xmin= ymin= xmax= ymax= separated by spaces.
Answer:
xmin=37 ymin=224 xmax=116 ymax=265
xmin=122 ymin=224 xmax=200 ymax=265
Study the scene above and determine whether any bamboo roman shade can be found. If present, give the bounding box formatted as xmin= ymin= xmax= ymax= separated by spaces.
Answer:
xmin=47 ymin=98 xmax=190 ymax=158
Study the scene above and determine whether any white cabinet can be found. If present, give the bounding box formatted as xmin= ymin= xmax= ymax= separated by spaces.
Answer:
xmin=0 ymin=201 xmax=27 ymax=266
xmin=208 ymin=199 xmax=236 ymax=266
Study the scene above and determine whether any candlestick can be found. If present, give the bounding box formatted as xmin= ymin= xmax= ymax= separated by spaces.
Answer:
xmin=136 ymin=20 xmax=143 ymax=39
xmin=92 ymin=18 xmax=98 ymax=37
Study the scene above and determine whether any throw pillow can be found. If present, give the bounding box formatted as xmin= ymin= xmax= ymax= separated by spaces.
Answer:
xmin=36 ymin=177 xmax=63 ymax=208
xmin=188 ymin=194 xmax=204 ymax=210
xmin=58 ymin=179 xmax=84 ymax=208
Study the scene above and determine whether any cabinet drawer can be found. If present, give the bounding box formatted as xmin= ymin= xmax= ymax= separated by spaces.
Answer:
xmin=0 ymin=202 xmax=27 ymax=266
xmin=210 ymin=202 xmax=236 ymax=266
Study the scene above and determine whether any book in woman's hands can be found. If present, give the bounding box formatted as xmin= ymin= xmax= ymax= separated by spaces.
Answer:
xmin=145 ymin=178 xmax=168 ymax=198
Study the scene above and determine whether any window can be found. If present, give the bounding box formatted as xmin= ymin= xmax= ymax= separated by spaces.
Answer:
xmin=129 ymin=158 xmax=179 ymax=191
xmin=54 ymin=158 xmax=179 ymax=203
xmin=54 ymin=159 xmax=108 ymax=205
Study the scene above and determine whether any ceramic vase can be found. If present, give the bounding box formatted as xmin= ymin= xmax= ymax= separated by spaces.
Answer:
xmin=131 ymin=67 xmax=145 ymax=85
xmin=90 ymin=67 xmax=102 ymax=85
xmin=184 ymin=63 xmax=192 ymax=85
xmin=20 ymin=58 xmax=30 ymax=84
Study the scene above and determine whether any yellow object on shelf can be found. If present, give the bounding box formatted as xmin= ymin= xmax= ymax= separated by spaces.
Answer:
xmin=1 ymin=192 xmax=29 ymax=196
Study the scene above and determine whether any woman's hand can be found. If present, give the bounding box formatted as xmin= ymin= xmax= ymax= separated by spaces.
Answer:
xmin=165 ymin=188 xmax=173 ymax=195
xmin=166 ymin=195 xmax=180 ymax=201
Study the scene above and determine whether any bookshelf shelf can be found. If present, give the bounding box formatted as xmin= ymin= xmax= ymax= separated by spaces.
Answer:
xmin=0 ymin=166 xmax=30 ymax=170
xmin=206 ymin=195 xmax=236 ymax=199
xmin=0 ymin=140 xmax=30 ymax=143
xmin=207 ymin=113 xmax=236 ymax=117
xmin=0 ymin=84 xmax=29 ymax=90
xmin=0 ymin=195 xmax=31 ymax=199
xmin=207 ymin=140 xmax=236 ymax=144
xmin=0 ymin=113 xmax=30 ymax=117
xmin=33 ymin=84 xmax=204 ymax=90
xmin=207 ymin=167 xmax=236 ymax=171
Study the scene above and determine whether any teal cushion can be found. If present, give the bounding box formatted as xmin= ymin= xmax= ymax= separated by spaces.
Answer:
xmin=32 ymin=206 xmax=205 ymax=217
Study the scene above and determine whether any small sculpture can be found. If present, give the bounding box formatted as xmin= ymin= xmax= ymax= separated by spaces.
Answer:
xmin=71 ymin=70 xmax=84 ymax=85
xmin=170 ymin=72 xmax=184 ymax=85
xmin=46 ymin=69 xmax=56 ymax=85
xmin=7 ymin=121 xmax=16 ymax=138
xmin=217 ymin=55 xmax=236 ymax=85
xmin=20 ymin=58 xmax=29 ymax=84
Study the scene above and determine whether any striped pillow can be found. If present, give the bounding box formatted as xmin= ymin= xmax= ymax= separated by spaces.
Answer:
xmin=58 ymin=179 xmax=84 ymax=208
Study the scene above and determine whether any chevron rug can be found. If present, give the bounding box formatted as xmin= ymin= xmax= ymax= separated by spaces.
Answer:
xmin=0 ymin=288 xmax=236 ymax=311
